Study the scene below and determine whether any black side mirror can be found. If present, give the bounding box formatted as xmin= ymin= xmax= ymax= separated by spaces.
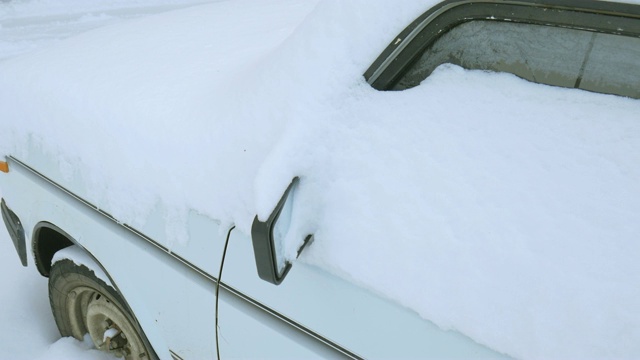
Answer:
xmin=251 ymin=177 xmax=312 ymax=285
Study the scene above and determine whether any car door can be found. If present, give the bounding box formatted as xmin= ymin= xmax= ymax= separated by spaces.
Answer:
xmin=216 ymin=0 xmax=640 ymax=358
xmin=217 ymin=227 xmax=504 ymax=359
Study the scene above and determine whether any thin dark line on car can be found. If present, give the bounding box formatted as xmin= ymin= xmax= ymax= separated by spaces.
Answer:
xmin=8 ymin=155 xmax=362 ymax=360
xmin=574 ymin=32 xmax=597 ymax=88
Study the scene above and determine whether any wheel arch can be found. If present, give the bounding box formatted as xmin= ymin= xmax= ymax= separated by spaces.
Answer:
xmin=31 ymin=221 xmax=166 ymax=360
xmin=32 ymin=222 xmax=122 ymax=291
xmin=32 ymin=221 xmax=75 ymax=277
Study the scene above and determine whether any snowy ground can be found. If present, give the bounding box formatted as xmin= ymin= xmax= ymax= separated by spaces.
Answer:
xmin=0 ymin=1 xmax=212 ymax=358
xmin=0 ymin=0 xmax=212 ymax=61
xmin=0 ymin=229 xmax=56 ymax=360
xmin=0 ymin=228 xmax=120 ymax=359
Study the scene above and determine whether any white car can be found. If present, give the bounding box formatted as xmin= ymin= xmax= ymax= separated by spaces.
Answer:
xmin=1 ymin=0 xmax=639 ymax=359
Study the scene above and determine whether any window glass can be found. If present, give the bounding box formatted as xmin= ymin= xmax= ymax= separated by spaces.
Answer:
xmin=580 ymin=33 xmax=640 ymax=99
xmin=394 ymin=20 xmax=640 ymax=99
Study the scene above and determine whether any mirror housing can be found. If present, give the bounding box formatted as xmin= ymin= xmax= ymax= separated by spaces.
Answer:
xmin=251 ymin=177 xmax=312 ymax=285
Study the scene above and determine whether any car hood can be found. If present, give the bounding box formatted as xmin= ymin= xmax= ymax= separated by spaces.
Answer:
xmin=0 ymin=0 xmax=322 ymax=229
xmin=0 ymin=0 xmax=431 ymax=232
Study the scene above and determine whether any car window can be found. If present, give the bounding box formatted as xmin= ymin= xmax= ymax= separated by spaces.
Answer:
xmin=392 ymin=20 xmax=640 ymax=99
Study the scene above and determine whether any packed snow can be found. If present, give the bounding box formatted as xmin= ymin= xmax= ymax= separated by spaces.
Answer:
xmin=52 ymin=246 xmax=112 ymax=285
xmin=1 ymin=0 xmax=640 ymax=359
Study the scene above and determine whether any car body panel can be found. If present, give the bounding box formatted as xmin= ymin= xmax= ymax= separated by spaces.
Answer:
xmin=0 ymin=156 xmax=220 ymax=359
xmin=1 ymin=151 xmax=509 ymax=358
xmin=220 ymin=228 xmax=508 ymax=359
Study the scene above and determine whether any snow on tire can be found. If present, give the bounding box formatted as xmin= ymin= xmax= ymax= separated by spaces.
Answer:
xmin=48 ymin=251 xmax=154 ymax=360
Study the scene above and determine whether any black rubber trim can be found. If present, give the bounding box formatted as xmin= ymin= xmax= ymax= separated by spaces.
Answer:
xmin=365 ymin=0 xmax=640 ymax=90
xmin=1 ymin=198 xmax=28 ymax=266
xmin=32 ymin=222 xmax=74 ymax=276
xmin=9 ymin=156 xmax=358 ymax=359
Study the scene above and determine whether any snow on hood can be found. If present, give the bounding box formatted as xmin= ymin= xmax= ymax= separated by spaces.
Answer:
xmin=2 ymin=0 xmax=640 ymax=359
xmin=0 ymin=0 xmax=323 ymax=232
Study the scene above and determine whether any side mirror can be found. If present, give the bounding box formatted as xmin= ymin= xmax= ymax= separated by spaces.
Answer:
xmin=251 ymin=177 xmax=312 ymax=285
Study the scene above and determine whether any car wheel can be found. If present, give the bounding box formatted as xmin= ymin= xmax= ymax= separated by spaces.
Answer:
xmin=49 ymin=258 xmax=152 ymax=359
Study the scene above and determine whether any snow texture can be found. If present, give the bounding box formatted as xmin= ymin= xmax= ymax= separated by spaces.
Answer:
xmin=0 ymin=0 xmax=212 ymax=61
xmin=52 ymin=245 xmax=112 ymax=286
xmin=1 ymin=0 xmax=640 ymax=359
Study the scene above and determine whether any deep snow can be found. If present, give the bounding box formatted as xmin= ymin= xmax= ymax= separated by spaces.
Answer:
xmin=0 ymin=0 xmax=212 ymax=61
xmin=0 ymin=1 xmax=214 ymax=358
xmin=2 ymin=0 xmax=640 ymax=359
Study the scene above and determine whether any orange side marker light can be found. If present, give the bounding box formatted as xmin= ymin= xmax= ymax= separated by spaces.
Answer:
xmin=0 ymin=161 xmax=8 ymax=173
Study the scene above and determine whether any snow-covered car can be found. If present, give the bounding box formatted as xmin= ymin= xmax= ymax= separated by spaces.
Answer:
xmin=1 ymin=0 xmax=640 ymax=359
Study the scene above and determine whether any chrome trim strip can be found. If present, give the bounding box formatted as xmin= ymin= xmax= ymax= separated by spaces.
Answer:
xmin=366 ymin=1 xmax=458 ymax=85
xmin=218 ymin=282 xmax=362 ymax=360
xmin=169 ymin=350 xmax=184 ymax=360
xmin=9 ymin=155 xmax=359 ymax=358
xmin=8 ymin=156 xmax=218 ymax=284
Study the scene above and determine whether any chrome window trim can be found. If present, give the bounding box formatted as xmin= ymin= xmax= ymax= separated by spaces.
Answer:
xmin=365 ymin=0 xmax=640 ymax=90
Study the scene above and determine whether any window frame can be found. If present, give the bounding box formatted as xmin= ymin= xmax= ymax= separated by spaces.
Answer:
xmin=364 ymin=0 xmax=640 ymax=91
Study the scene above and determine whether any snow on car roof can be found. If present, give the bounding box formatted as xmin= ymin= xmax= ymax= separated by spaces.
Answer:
xmin=1 ymin=0 xmax=640 ymax=358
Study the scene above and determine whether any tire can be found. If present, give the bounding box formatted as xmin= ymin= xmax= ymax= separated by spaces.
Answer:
xmin=49 ymin=258 xmax=153 ymax=360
